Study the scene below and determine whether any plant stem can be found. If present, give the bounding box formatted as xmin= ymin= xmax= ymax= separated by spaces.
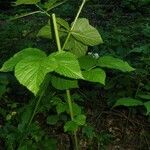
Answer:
xmin=27 ymin=90 xmax=45 ymax=126
xmin=9 ymin=11 xmax=43 ymax=21
xmin=52 ymin=12 xmax=79 ymax=150
xmin=62 ymin=0 xmax=86 ymax=51
xmin=52 ymin=14 xmax=62 ymax=52
xmin=35 ymin=4 xmax=51 ymax=17
xmin=66 ymin=90 xmax=79 ymax=150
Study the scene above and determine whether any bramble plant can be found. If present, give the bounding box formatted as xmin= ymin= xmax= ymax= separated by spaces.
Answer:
xmin=0 ymin=0 xmax=137 ymax=149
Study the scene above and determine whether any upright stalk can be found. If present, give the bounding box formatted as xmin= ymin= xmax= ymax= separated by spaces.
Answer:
xmin=52 ymin=14 xmax=79 ymax=150
xmin=52 ymin=14 xmax=62 ymax=52
xmin=66 ymin=90 xmax=79 ymax=150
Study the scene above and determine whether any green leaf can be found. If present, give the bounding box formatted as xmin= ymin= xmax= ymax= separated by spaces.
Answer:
xmin=0 ymin=48 xmax=46 ymax=72
xmin=144 ymin=101 xmax=150 ymax=115
xmin=97 ymin=56 xmax=135 ymax=72
xmin=50 ymin=51 xmax=83 ymax=79
xmin=65 ymin=37 xmax=88 ymax=57
xmin=82 ymin=126 xmax=95 ymax=139
xmin=114 ymin=97 xmax=143 ymax=107
xmin=44 ymin=0 xmax=57 ymax=9
xmin=51 ymin=75 xmax=78 ymax=90
xmin=42 ymin=138 xmax=57 ymax=150
xmin=74 ymin=114 xmax=86 ymax=125
xmin=82 ymin=68 xmax=106 ymax=85
xmin=15 ymin=0 xmax=40 ymax=5
xmin=57 ymin=18 xmax=70 ymax=30
xmin=37 ymin=25 xmax=52 ymax=39
xmin=64 ymin=121 xmax=78 ymax=132
xmin=56 ymin=103 xmax=68 ymax=114
xmin=18 ymin=145 xmax=28 ymax=150
xmin=47 ymin=115 xmax=59 ymax=125
xmin=78 ymin=55 xmax=97 ymax=70
xmin=15 ymin=56 xmax=57 ymax=95
xmin=66 ymin=103 xmax=81 ymax=116
xmin=37 ymin=22 xmax=67 ymax=39
xmin=44 ymin=0 xmax=67 ymax=12
xmin=137 ymin=93 xmax=150 ymax=100
xmin=71 ymin=18 xmax=103 ymax=46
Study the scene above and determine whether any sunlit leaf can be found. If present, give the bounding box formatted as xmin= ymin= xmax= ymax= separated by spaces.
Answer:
xmin=15 ymin=56 xmax=57 ymax=95
xmin=71 ymin=18 xmax=103 ymax=46
xmin=50 ymin=51 xmax=83 ymax=79
xmin=0 ymin=48 xmax=46 ymax=72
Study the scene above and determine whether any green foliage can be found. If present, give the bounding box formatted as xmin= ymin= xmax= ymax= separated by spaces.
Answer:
xmin=65 ymin=36 xmax=88 ymax=57
xmin=0 ymin=48 xmax=46 ymax=72
xmin=71 ymin=18 xmax=103 ymax=46
xmin=97 ymin=56 xmax=135 ymax=72
xmin=144 ymin=101 xmax=150 ymax=115
xmin=0 ymin=0 xmax=146 ymax=149
xmin=51 ymin=75 xmax=78 ymax=90
xmin=47 ymin=115 xmax=59 ymax=125
xmin=114 ymin=97 xmax=143 ymax=107
xmin=82 ymin=68 xmax=106 ymax=85
xmin=15 ymin=0 xmax=40 ymax=6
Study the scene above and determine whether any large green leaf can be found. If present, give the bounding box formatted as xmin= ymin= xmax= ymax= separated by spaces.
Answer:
xmin=71 ymin=18 xmax=103 ymax=46
xmin=0 ymin=48 xmax=46 ymax=72
xmin=50 ymin=51 xmax=83 ymax=79
xmin=114 ymin=97 xmax=143 ymax=107
xmin=15 ymin=56 xmax=57 ymax=95
xmin=144 ymin=101 xmax=150 ymax=115
xmin=65 ymin=36 xmax=88 ymax=57
xmin=82 ymin=68 xmax=106 ymax=85
xmin=51 ymin=75 xmax=78 ymax=90
xmin=15 ymin=0 xmax=40 ymax=5
xmin=97 ymin=56 xmax=135 ymax=72
xmin=78 ymin=55 xmax=97 ymax=70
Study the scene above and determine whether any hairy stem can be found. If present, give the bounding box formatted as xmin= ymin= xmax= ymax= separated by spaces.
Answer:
xmin=52 ymin=14 xmax=62 ymax=52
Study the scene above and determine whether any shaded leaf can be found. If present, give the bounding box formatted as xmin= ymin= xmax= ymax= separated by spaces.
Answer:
xmin=56 ymin=103 xmax=68 ymax=114
xmin=51 ymin=75 xmax=78 ymax=90
xmin=97 ymin=56 xmax=135 ymax=72
xmin=65 ymin=36 xmax=88 ymax=57
xmin=74 ymin=114 xmax=86 ymax=125
xmin=114 ymin=97 xmax=143 ymax=107
xmin=82 ymin=68 xmax=106 ymax=85
xmin=16 ymin=0 xmax=40 ymax=5
xmin=78 ymin=55 xmax=97 ymax=70
xmin=64 ymin=121 xmax=78 ymax=132
xmin=144 ymin=101 xmax=150 ymax=115
xmin=47 ymin=115 xmax=59 ymax=125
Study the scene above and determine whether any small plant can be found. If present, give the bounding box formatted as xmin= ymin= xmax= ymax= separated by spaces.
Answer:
xmin=0 ymin=0 xmax=135 ymax=149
